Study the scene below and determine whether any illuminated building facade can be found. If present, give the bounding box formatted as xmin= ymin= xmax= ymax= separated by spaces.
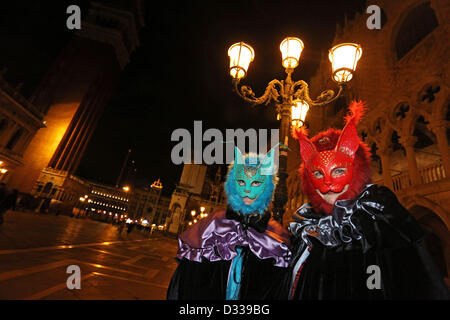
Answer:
xmin=0 ymin=77 xmax=45 ymax=184
xmin=127 ymin=179 xmax=171 ymax=228
xmin=87 ymin=181 xmax=130 ymax=220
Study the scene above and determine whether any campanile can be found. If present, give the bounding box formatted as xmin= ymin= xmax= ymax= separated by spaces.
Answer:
xmin=9 ymin=1 xmax=145 ymax=194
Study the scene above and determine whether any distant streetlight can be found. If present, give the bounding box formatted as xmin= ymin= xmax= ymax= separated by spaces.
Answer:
xmin=123 ymin=186 xmax=130 ymax=192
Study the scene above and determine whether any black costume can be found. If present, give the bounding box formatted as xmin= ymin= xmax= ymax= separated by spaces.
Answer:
xmin=289 ymin=184 xmax=449 ymax=300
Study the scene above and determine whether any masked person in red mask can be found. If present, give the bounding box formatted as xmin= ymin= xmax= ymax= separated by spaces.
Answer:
xmin=288 ymin=100 xmax=449 ymax=300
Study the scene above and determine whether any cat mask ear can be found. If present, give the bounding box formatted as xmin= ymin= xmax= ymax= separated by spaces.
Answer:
xmin=234 ymin=147 xmax=245 ymax=165
xmin=291 ymin=126 xmax=318 ymax=166
xmin=260 ymin=147 xmax=277 ymax=175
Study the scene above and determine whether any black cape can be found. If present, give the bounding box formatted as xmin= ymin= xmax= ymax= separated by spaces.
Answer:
xmin=167 ymin=207 xmax=291 ymax=300
xmin=289 ymin=184 xmax=449 ymax=300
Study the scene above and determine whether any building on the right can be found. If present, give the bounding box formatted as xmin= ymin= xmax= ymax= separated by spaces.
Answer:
xmin=286 ymin=0 xmax=450 ymax=284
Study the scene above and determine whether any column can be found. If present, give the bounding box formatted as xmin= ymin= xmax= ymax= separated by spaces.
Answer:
xmin=399 ymin=135 xmax=421 ymax=185
xmin=428 ymin=120 xmax=450 ymax=177
xmin=379 ymin=148 xmax=394 ymax=190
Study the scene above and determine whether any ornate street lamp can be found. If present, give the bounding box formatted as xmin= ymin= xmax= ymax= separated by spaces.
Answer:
xmin=227 ymin=38 xmax=362 ymax=223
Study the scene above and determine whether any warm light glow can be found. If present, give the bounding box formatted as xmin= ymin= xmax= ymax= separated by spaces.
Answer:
xmin=228 ymin=42 xmax=255 ymax=79
xmin=122 ymin=186 xmax=130 ymax=192
xmin=151 ymin=178 xmax=163 ymax=189
xmin=0 ymin=168 xmax=7 ymax=174
xmin=328 ymin=43 xmax=362 ymax=83
xmin=79 ymin=197 xmax=85 ymax=202
xmin=200 ymin=207 xmax=205 ymax=212
xmin=188 ymin=222 xmax=192 ymax=226
xmin=191 ymin=210 xmax=196 ymax=216
xmin=291 ymin=100 xmax=309 ymax=127
xmin=193 ymin=219 xmax=197 ymax=223
xmin=280 ymin=37 xmax=304 ymax=69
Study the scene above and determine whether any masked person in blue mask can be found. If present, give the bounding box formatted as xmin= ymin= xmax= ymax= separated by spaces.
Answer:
xmin=167 ymin=147 xmax=292 ymax=300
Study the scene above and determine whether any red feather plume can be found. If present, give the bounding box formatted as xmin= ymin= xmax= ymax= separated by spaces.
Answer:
xmin=344 ymin=100 xmax=367 ymax=125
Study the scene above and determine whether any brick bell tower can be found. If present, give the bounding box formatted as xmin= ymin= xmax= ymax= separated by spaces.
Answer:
xmin=9 ymin=1 xmax=145 ymax=195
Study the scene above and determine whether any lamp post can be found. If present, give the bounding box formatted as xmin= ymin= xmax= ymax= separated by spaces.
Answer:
xmin=228 ymin=38 xmax=362 ymax=223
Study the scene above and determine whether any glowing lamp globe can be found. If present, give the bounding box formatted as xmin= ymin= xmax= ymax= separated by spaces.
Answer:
xmin=328 ymin=43 xmax=362 ymax=83
xmin=228 ymin=42 xmax=255 ymax=79
xmin=291 ymin=100 xmax=309 ymax=127
xmin=280 ymin=37 xmax=304 ymax=69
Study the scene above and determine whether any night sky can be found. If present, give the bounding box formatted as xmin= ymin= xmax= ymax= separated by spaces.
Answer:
xmin=0 ymin=0 xmax=367 ymax=196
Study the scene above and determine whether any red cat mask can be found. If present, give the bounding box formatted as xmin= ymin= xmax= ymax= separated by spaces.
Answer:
xmin=292 ymin=100 xmax=372 ymax=215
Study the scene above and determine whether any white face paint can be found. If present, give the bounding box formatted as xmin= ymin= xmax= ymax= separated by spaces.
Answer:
xmin=316 ymin=184 xmax=349 ymax=205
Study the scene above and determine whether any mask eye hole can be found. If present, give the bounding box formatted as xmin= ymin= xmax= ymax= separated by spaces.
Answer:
xmin=251 ymin=181 xmax=262 ymax=187
xmin=237 ymin=180 xmax=246 ymax=186
xmin=313 ymin=170 xmax=324 ymax=179
xmin=331 ymin=167 xmax=347 ymax=177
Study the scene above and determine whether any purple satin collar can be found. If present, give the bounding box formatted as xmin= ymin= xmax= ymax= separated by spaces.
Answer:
xmin=177 ymin=209 xmax=292 ymax=268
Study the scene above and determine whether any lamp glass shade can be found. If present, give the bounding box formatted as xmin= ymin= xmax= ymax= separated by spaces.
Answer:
xmin=280 ymin=37 xmax=304 ymax=69
xmin=228 ymin=42 xmax=255 ymax=79
xmin=291 ymin=100 xmax=309 ymax=127
xmin=328 ymin=43 xmax=362 ymax=82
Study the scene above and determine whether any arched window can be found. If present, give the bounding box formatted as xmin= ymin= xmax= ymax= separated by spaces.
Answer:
xmin=395 ymin=2 xmax=438 ymax=60
xmin=42 ymin=182 xmax=53 ymax=194
xmin=6 ymin=129 xmax=23 ymax=150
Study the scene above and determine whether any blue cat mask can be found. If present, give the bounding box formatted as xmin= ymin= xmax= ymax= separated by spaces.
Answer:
xmin=225 ymin=147 xmax=278 ymax=215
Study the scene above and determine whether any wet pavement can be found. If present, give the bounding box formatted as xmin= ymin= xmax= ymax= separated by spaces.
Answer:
xmin=0 ymin=210 xmax=179 ymax=300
